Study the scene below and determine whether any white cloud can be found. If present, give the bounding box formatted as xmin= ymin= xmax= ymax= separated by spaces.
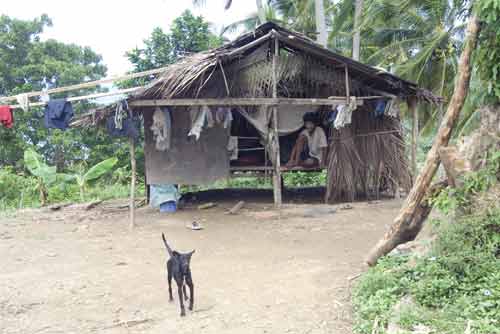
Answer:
xmin=1 ymin=0 xmax=256 ymax=75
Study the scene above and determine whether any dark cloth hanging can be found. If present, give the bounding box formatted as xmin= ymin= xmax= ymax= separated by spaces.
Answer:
xmin=44 ymin=99 xmax=74 ymax=130
xmin=106 ymin=113 xmax=139 ymax=139
xmin=0 ymin=105 xmax=14 ymax=128
xmin=374 ymin=100 xmax=387 ymax=119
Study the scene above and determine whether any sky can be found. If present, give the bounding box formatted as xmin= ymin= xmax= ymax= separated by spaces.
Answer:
xmin=1 ymin=0 xmax=257 ymax=76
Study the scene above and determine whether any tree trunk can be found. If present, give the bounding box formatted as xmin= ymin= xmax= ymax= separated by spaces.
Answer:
xmin=315 ymin=0 xmax=328 ymax=47
xmin=365 ymin=14 xmax=481 ymax=266
xmin=352 ymin=0 xmax=364 ymax=60
xmin=256 ymin=0 xmax=266 ymax=24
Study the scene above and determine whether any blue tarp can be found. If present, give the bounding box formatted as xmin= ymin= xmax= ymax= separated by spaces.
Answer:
xmin=150 ymin=184 xmax=180 ymax=208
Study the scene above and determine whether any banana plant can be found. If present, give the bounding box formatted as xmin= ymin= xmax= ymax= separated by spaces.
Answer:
xmin=24 ymin=148 xmax=57 ymax=206
xmin=73 ymin=157 xmax=118 ymax=200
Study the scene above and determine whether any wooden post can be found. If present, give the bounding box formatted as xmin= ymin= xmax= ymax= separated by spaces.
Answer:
xmin=344 ymin=65 xmax=350 ymax=103
xmin=271 ymin=34 xmax=282 ymax=207
xmin=409 ymin=97 xmax=418 ymax=177
xmin=129 ymin=137 xmax=136 ymax=230
xmin=365 ymin=14 xmax=481 ymax=266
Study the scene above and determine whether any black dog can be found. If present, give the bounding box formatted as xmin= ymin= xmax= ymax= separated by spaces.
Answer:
xmin=162 ymin=233 xmax=195 ymax=316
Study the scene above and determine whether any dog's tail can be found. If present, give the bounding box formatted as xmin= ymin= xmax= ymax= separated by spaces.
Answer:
xmin=161 ymin=233 xmax=174 ymax=257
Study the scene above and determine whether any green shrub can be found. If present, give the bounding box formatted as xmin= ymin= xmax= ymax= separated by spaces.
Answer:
xmin=0 ymin=167 xmax=39 ymax=210
xmin=352 ymin=153 xmax=500 ymax=334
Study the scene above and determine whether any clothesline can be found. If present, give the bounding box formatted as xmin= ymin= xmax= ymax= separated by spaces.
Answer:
xmin=8 ymin=86 xmax=142 ymax=110
xmin=0 ymin=66 xmax=169 ymax=103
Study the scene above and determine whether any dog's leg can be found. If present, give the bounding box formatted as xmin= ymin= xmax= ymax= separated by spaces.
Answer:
xmin=177 ymin=280 xmax=186 ymax=316
xmin=186 ymin=274 xmax=194 ymax=311
xmin=167 ymin=262 xmax=173 ymax=302
xmin=183 ymin=284 xmax=188 ymax=301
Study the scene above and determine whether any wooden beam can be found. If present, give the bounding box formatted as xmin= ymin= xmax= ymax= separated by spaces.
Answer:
xmin=11 ymin=86 xmax=142 ymax=110
xmin=129 ymin=98 xmax=364 ymax=107
xmin=129 ymin=137 xmax=136 ymax=230
xmin=271 ymin=36 xmax=282 ymax=208
xmin=344 ymin=65 xmax=350 ymax=103
xmin=409 ymin=97 xmax=418 ymax=177
xmin=222 ymin=31 xmax=273 ymax=60
xmin=1 ymin=67 xmax=166 ymax=103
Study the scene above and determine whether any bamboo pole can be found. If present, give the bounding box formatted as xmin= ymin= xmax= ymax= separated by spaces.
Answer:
xmin=409 ymin=97 xmax=418 ymax=177
xmin=0 ymin=67 xmax=168 ymax=103
xmin=365 ymin=14 xmax=481 ymax=266
xmin=129 ymin=137 xmax=137 ymax=230
xmin=345 ymin=65 xmax=350 ymax=103
xmin=272 ymin=35 xmax=282 ymax=207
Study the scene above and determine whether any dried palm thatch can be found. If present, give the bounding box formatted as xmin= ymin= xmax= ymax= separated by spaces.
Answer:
xmin=131 ymin=22 xmax=439 ymax=103
xmin=326 ymin=107 xmax=412 ymax=202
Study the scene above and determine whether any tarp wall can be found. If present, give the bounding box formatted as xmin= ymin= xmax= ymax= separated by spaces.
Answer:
xmin=144 ymin=108 xmax=230 ymax=185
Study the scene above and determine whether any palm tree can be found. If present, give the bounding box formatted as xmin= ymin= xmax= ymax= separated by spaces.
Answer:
xmin=192 ymin=0 xmax=266 ymax=25
xmin=352 ymin=0 xmax=364 ymax=60
xmin=358 ymin=0 xmax=469 ymax=132
xmin=315 ymin=0 xmax=328 ymax=46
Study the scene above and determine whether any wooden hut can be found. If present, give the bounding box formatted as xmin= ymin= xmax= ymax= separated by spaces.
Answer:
xmin=124 ymin=22 xmax=437 ymax=206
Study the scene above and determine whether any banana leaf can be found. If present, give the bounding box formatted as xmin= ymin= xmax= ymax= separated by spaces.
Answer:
xmin=83 ymin=157 xmax=118 ymax=184
xmin=24 ymin=149 xmax=57 ymax=185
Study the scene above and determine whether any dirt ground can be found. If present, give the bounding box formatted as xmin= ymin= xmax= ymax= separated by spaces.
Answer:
xmin=0 ymin=191 xmax=402 ymax=334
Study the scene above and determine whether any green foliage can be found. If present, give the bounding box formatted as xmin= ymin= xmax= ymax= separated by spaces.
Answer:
xmin=431 ymin=151 xmax=500 ymax=214
xmin=283 ymin=170 xmax=326 ymax=187
xmin=475 ymin=0 xmax=500 ymax=102
xmin=23 ymin=148 xmax=59 ymax=205
xmin=0 ymin=14 xmax=108 ymax=170
xmin=124 ymin=10 xmax=223 ymax=85
xmin=70 ymin=157 xmax=118 ymax=200
xmin=0 ymin=167 xmax=39 ymax=210
xmin=352 ymin=155 xmax=500 ymax=334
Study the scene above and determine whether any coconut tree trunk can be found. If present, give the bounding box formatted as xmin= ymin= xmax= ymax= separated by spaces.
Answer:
xmin=352 ymin=0 xmax=364 ymax=60
xmin=365 ymin=14 xmax=481 ymax=266
xmin=315 ymin=0 xmax=328 ymax=47
xmin=256 ymin=0 xmax=266 ymax=24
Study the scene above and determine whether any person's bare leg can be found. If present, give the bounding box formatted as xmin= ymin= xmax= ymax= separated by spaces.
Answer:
xmin=286 ymin=135 xmax=307 ymax=167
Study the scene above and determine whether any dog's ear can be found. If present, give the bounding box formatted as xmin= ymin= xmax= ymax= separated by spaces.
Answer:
xmin=188 ymin=250 xmax=195 ymax=257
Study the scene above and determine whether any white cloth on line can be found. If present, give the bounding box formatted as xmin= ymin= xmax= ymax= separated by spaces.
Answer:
xmin=334 ymin=97 xmax=357 ymax=129
xmin=386 ymin=98 xmax=401 ymax=118
xmin=188 ymin=107 xmax=207 ymax=140
xmin=151 ymin=107 xmax=172 ymax=151
xmin=40 ymin=90 xmax=50 ymax=103
xmin=16 ymin=93 xmax=29 ymax=111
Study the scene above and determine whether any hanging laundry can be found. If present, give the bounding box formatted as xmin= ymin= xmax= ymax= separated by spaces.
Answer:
xmin=215 ymin=107 xmax=225 ymax=124
xmin=0 ymin=105 xmax=14 ymax=128
xmin=106 ymin=112 xmax=138 ymax=139
xmin=386 ymin=98 xmax=401 ymax=118
xmin=44 ymin=99 xmax=74 ymax=130
xmin=40 ymin=89 xmax=50 ymax=103
xmin=151 ymin=107 xmax=172 ymax=151
xmin=204 ymin=106 xmax=214 ymax=128
xmin=227 ymin=136 xmax=238 ymax=160
xmin=16 ymin=93 xmax=29 ymax=111
xmin=334 ymin=97 xmax=357 ymax=129
xmin=188 ymin=106 xmax=207 ymax=140
xmin=223 ymin=108 xmax=233 ymax=129
xmin=114 ymin=100 xmax=129 ymax=130
xmin=374 ymin=99 xmax=387 ymax=119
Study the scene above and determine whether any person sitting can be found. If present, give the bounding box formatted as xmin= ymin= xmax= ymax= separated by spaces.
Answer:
xmin=286 ymin=112 xmax=328 ymax=168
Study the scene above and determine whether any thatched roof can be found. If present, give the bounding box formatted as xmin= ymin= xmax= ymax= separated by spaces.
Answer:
xmin=131 ymin=22 xmax=438 ymax=103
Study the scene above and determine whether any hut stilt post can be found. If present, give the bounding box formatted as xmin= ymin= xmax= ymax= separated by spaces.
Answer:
xmin=409 ymin=97 xmax=418 ymax=177
xmin=271 ymin=33 xmax=282 ymax=207
xmin=129 ymin=136 xmax=136 ymax=230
